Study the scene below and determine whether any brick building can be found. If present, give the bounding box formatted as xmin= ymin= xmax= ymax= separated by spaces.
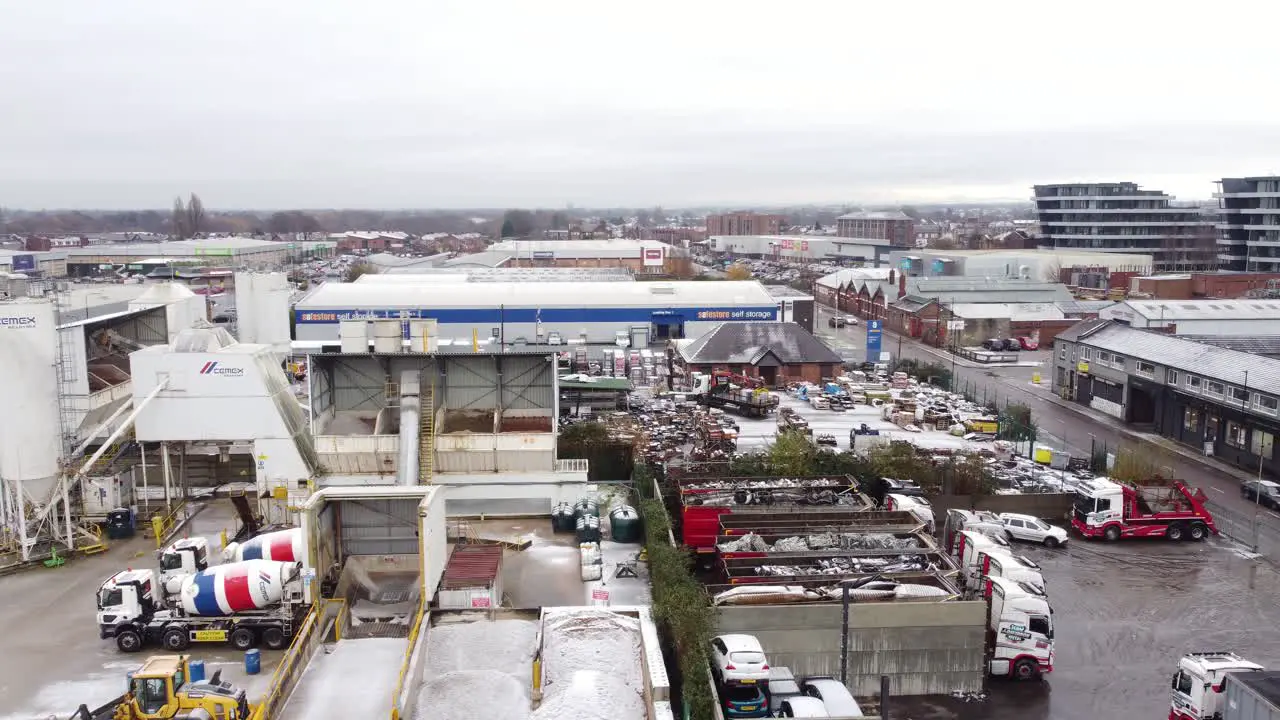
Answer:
xmin=674 ymin=322 xmax=843 ymax=386
xmin=706 ymin=212 xmax=786 ymax=237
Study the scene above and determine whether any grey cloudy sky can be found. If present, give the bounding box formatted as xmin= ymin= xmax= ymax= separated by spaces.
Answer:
xmin=2 ymin=0 xmax=1278 ymax=209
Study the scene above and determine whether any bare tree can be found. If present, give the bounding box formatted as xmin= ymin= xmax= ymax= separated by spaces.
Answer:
xmin=186 ymin=193 xmax=205 ymax=237
xmin=1042 ymin=261 xmax=1062 ymax=283
xmin=171 ymin=196 xmax=188 ymax=239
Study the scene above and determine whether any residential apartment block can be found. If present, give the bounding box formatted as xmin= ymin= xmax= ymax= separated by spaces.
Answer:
xmin=1216 ymin=176 xmax=1280 ymax=272
xmin=1032 ymin=182 xmax=1216 ymax=272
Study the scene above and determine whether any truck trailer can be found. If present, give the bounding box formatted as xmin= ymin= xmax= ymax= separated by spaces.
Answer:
xmin=97 ymin=559 xmax=306 ymax=653
xmin=691 ymin=371 xmax=779 ymax=418
xmin=1072 ymin=477 xmax=1217 ymax=541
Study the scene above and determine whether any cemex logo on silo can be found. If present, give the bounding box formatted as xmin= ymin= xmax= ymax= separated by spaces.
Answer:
xmin=0 ymin=316 xmax=37 ymax=328
xmin=199 ymin=361 xmax=244 ymax=377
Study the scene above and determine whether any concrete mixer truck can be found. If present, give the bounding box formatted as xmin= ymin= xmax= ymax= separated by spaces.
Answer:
xmin=96 ymin=559 xmax=307 ymax=653
xmin=221 ymin=527 xmax=303 ymax=564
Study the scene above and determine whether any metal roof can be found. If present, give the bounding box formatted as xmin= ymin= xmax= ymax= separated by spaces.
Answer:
xmin=440 ymin=251 xmax=514 ymax=268
xmin=763 ymin=285 xmax=813 ymax=300
xmin=835 ymin=210 xmax=913 ymax=221
xmin=296 ymin=279 xmax=776 ymax=310
xmin=65 ymin=237 xmax=301 ymax=257
xmin=815 ymin=267 xmax=892 ymax=290
xmin=678 ymin=322 xmax=843 ymax=365
xmin=1178 ymin=335 xmax=1280 ymax=358
xmin=1075 ymin=323 xmax=1280 ymax=396
xmin=376 ymin=266 xmax=636 ymax=282
xmin=1106 ymin=299 xmax=1280 ymax=321
xmin=950 ymin=303 xmax=1065 ymax=321
xmin=1055 ymin=300 xmax=1117 ymax=316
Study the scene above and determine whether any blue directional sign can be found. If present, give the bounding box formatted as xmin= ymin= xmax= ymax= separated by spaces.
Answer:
xmin=866 ymin=320 xmax=883 ymax=358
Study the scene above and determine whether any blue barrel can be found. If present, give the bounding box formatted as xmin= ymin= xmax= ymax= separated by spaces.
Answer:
xmin=188 ymin=660 xmax=206 ymax=683
xmin=245 ymin=648 xmax=262 ymax=675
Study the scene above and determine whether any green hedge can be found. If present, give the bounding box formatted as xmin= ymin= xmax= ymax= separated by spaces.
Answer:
xmin=639 ymin=496 xmax=715 ymax=720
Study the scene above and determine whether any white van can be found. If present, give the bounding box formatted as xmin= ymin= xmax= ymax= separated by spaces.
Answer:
xmin=800 ymin=678 xmax=864 ymax=717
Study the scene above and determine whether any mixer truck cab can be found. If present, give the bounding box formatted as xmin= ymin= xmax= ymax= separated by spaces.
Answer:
xmin=158 ymin=537 xmax=209 ymax=585
xmin=98 ymin=560 xmax=305 ymax=654
xmin=985 ymin=576 xmax=1054 ymax=681
xmin=70 ymin=654 xmax=252 ymax=720
xmin=97 ymin=569 xmax=160 ymax=631
xmin=1170 ymin=652 xmax=1264 ymax=720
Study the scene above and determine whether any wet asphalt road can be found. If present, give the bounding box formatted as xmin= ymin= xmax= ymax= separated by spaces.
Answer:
xmin=892 ymin=535 xmax=1280 ymax=720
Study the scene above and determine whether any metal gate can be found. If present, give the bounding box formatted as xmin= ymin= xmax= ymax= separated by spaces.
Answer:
xmin=337 ymin=498 xmax=420 ymax=556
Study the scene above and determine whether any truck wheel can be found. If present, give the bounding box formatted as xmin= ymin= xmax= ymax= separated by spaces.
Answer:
xmin=230 ymin=627 xmax=257 ymax=651
xmin=1166 ymin=524 xmax=1186 ymax=542
xmin=1103 ymin=525 xmax=1121 ymax=542
xmin=1189 ymin=523 xmax=1208 ymax=541
xmin=162 ymin=628 xmax=190 ymax=651
xmin=263 ymin=627 xmax=287 ymax=650
xmin=1013 ymin=658 xmax=1039 ymax=681
xmin=115 ymin=628 xmax=143 ymax=653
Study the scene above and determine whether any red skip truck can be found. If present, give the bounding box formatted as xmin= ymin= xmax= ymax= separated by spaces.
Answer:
xmin=1071 ymin=477 xmax=1217 ymax=541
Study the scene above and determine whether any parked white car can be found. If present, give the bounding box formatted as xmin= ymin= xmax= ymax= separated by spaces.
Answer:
xmin=998 ymin=512 xmax=1069 ymax=548
xmin=778 ymin=697 xmax=831 ymax=717
xmin=800 ymin=678 xmax=863 ymax=717
xmin=710 ymin=634 xmax=771 ymax=685
xmin=843 ymin=316 xmax=859 ymax=326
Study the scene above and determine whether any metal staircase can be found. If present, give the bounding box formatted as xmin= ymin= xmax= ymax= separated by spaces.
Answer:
xmin=418 ymin=378 xmax=434 ymax=485
xmin=86 ymin=431 xmax=135 ymax=476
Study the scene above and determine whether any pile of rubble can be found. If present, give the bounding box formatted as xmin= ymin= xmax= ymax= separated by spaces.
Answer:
xmin=680 ymin=478 xmax=859 ymax=507
xmin=755 ymin=555 xmax=932 ymax=576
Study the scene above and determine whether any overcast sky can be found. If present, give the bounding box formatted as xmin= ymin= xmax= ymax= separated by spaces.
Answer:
xmin=3 ymin=1 xmax=1278 ymax=210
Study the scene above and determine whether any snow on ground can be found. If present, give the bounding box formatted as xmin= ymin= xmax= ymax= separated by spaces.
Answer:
xmin=415 ymin=619 xmax=539 ymax=720
xmin=535 ymin=609 xmax=645 ymax=720
xmin=280 ymin=638 xmax=407 ymax=720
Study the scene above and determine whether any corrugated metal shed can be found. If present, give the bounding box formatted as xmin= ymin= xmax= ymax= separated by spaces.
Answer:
xmin=1079 ymin=323 xmax=1280 ymax=396
xmin=295 ymin=280 xmax=776 ymax=310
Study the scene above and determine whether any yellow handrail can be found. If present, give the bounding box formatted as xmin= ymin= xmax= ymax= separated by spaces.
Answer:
xmin=389 ymin=597 xmax=427 ymax=720
xmin=150 ymin=500 xmax=188 ymax=548
xmin=255 ymin=602 xmax=321 ymax=720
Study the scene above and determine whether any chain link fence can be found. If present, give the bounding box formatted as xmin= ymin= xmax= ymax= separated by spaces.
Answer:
xmin=1204 ymin=500 xmax=1280 ymax=558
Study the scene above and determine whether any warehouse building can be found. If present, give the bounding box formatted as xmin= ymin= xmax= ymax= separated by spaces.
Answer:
xmin=1098 ymin=299 xmax=1280 ymax=337
xmin=887 ymin=248 xmax=1153 ymax=283
xmin=369 ymin=267 xmax=636 ymax=282
xmin=63 ymin=237 xmax=335 ymax=276
xmin=764 ymin=285 xmax=815 ymax=332
xmin=708 ymin=235 xmax=883 ymax=264
xmin=1052 ymin=320 xmax=1280 ymax=477
xmin=0 ymin=249 xmax=68 ymax=277
xmin=293 ymin=280 xmax=782 ymax=348
xmin=480 ymin=239 xmax=692 ymax=276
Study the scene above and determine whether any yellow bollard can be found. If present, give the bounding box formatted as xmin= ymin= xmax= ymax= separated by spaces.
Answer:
xmin=220 ymin=529 xmax=227 ymax=550
xmin=1032 ymin=372 xmax=1041 ymax=385
xmin=151 ymin=515 xmax=165 ymax=548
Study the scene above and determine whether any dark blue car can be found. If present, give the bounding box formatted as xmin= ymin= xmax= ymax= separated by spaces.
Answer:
xmin=722 ymin=684 xmax=770 ymax=719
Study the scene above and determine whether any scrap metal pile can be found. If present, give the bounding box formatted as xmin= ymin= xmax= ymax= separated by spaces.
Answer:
xmin=710 ymin=581 xmax=952 ymax=606
xmin=598 ymin=395 xmax=741 ymax=464
xmin=754 ymin=555 xmax=933 ymax=575
xmin=680 ymin=477 xmax=860 ymax=508
xmin=717 ymin=531 xmax=923 ymax=554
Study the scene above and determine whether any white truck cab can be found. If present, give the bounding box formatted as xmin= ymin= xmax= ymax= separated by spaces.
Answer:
xmin=885 ymin=494 xmax=934 ymax=531
xmin=955 ymin=530 xmax=1011 ymax=590
xmin=158 ymin=537 xmax=210 ymax=585
xmin=1170 ymin=652 xmax=1263 ymax=720
xmin=986 ymin=575 xmax=1054 ymax=680
xmin=975 ymin=549 xmax=1046 ymax=596
xmin=96 ymin=568 xmax=160 ymax=628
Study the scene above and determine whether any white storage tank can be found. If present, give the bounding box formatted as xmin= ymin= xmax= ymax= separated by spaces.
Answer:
xmin=339 ymin=320 xmax=367 ymax=353
xmin=179 ymin=559 xmax=301 ymax=616
xmin=409 ymin=319 xmax=438 ymax=353
xmin=0 ymin=298 xmax=61 ymax=487
xmin=372 ymin=320 xmax=401 ymax=353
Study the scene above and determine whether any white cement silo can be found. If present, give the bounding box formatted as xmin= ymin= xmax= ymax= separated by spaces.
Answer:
xmin=0 ymin=298 xmax=62 ymax=513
